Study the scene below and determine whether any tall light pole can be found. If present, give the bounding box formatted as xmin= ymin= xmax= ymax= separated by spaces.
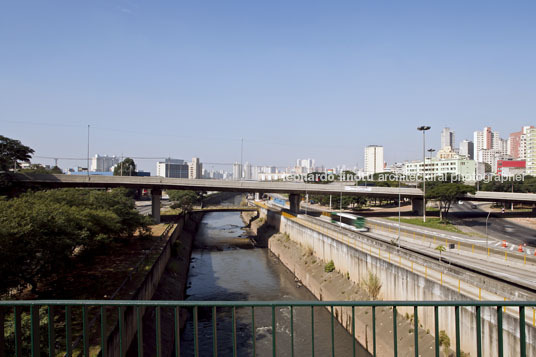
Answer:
xmin=417 ymin=126 xmax=431 ymax=222
xmin=87 ymin=125 xmax=90 ymax=177
xmin=397 ymin=174 xmax=401 ymax=248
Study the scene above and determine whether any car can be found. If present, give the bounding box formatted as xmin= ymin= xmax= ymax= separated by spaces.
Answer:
xmin=470 ymin=204 xmax=477 ymax=209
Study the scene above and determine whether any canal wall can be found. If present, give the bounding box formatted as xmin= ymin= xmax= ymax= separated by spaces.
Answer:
xmin=105 ymin=212 xmax=203 ymax=357
xmin=259 ymin=206 xmax=536 ymax=357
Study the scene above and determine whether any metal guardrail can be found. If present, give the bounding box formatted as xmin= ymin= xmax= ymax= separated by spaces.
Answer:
xmin=0 ymin=300 xmax=534 ymax=357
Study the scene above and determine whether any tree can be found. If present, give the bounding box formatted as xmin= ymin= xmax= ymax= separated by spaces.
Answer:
xmin=426 ymin=182 xmax=475 ymax=221
xmin=435 ymin=245 xmax=446 ymax=262
xmin=113 ymin=158 xmax=137 ymax=176
xmin=0 ymin=188 xmax=152 ymax=295
xmin=20 ymin=164 xmax=62 ymax=174
xmin=0 ymin=135 xmax=34 ymax=172
xmin=168 ymin=190 xmax=199 ymax=212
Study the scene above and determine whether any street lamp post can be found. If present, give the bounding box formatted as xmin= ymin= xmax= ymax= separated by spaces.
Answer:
xmin=397 ymin=174 xmax=401 ymax=248
xmin=417 ymin=126 xmax=431 ymax=222
xmin=485 ymin=210 xmax=491 ymax=257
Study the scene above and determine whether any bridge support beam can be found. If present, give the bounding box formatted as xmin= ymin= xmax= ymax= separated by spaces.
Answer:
xmin=412 ymin=198 xmax=423 ymax=215
xmin=151 ymin=189 xmax=162 ymax=224
xmin=255 ymin=192 xmax=264 ymax=201
xmin=289 ymin=193 xmax=301 ymax=214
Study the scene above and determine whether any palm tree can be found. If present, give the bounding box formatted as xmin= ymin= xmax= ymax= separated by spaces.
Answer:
xmin=435 ymin=245 xmax=446 ymax=262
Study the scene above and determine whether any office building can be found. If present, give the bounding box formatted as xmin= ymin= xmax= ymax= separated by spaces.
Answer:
xmin=233 ymin=162 xmax=242 ymax=180
xmin=156 ymin=159 xmax=189 ymax=178
xmin=440 ymin=127 xmax=455 ymax=149
xmin=91 ymin=155 xmax=120 ymax=172
xmin=459 ymin=140 xmax=474 ymax=160
xmin=188 ymin=157 xmax=202 ymax=179
xmin=364 ymin=145 xmax=384 ymax=174
xmin=403 ymin=158 xmax=476 ymax=181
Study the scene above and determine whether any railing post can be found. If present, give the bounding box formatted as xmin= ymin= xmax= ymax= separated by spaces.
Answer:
xmin=393 ymin=306 xmax=397 ymax=357
xmin=497 ymin=306 xmax=503 ymax=357
xmin=30 ymin=305 xmax=40 ymax=357
xmin=520 ymin=306 xmax=526 ymax=357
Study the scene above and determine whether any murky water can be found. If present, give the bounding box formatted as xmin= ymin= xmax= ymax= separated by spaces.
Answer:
xmin=180 ymin=210 xmax=368 ymax=356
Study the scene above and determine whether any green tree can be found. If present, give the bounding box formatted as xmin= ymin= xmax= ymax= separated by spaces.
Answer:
xmin=20 ymin=164 xmax=62 ymax=174
xmin=435 ymin=245 xmax=446 ymax=262
xmin=426 ymin=182 xmax=475 ymax=221
xmin=0 ymin=135 xmax=34 ymax=171
xmin=168 ymin=190 xmax=199 ymax=212
xmin=113 ymin=158 xmax=137 ymax=176
xmin=0 ymin=188 xmax=151 ymax=295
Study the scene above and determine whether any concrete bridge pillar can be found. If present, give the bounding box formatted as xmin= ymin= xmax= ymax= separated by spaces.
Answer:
xmin=151 ymin=189 xmax=162 ymax=224
xmin=412 ymin=198 xmax=423 ymax=215
xmin=255 ymin=192 xmax=264 ymax=201
xmin=289 ymin=193 xmax=301 ymax=213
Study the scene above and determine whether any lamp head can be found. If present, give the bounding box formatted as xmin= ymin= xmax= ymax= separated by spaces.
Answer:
xmin=417 ymin=126 xmax=431 ymax=131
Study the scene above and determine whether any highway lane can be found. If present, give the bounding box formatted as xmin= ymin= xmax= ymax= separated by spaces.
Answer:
xmin=450 ymin=202 xmax=536 ymax=246
xmin=297 ymin=214 xmax=536 ymax=292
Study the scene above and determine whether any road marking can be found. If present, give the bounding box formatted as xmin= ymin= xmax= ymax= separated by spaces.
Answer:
xmin=494 ymin=242 xmax=500 ymax=247
xmin=510 ymin=245 xmax=514 ymax=251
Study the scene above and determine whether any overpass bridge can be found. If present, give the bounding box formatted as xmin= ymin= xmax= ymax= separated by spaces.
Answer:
xmin=8 ymin=173 xmax=536 ymax=222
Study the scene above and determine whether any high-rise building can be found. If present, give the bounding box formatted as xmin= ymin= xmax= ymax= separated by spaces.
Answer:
xmin=156 ymin=159 xmax=189 ymax=178
xmin=233 ymin=162 xmax=242 ymax=180
xmin=364 ymin=145 xmax=384 ymax=174
xmin=459 ymin=140 xmax=474 ymax=160
xmin=509 ymin=126 xmax=534 ymax=159
xmin=244 ymin=162 xmax=252 ymax=180
xmin=91 ymin=154 xmax=120 ymax=172
xmin=296 ymin=158 xmax=315 ymax=173
xmin=188 ymin=157 xmax=202 ymax=179
xmin=440 ymin=127 xmax=455 ymax=149
xmin=473 ymin=127 xmax=505 ymax=163
xmin=526 ymin=127 xmax=536 ymax=176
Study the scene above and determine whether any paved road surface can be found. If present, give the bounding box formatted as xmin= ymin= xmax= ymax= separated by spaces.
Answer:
xmin=450 ymin=202 xmax=536 ymax=246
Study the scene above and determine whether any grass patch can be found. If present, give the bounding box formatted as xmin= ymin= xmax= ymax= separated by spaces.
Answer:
xmin=386 ymin=217 xmax=464 ymax=234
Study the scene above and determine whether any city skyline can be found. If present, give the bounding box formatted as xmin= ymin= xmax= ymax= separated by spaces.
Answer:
xmin=2 ymin=1 xmax=535 ymax=173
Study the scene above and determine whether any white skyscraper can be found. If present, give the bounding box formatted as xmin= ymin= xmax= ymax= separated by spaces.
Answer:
xmin=364 ymin=145 xmax=384 ymax=174
xmin=233 ymin=162 xmax=242 ymax=180
xmin=188 ymin=157 xmax=202 ymax=179
xmin=440 ymin=127 xmax=455 ymax=149
xmin=473 ymin=127 xmax=505 ymax=163
xmin=244 ymin=162 xmax=252 ymax=180
xmin=91 ymin=154 xmax=120 ymax=172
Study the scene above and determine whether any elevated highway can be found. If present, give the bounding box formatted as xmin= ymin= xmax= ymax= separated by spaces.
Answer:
xmin=8 ymin=173 xmax=536 ymax=223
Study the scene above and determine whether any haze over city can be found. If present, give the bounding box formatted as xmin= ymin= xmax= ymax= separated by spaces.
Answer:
xmin=2 ymin=0 xmax=535 ymax=174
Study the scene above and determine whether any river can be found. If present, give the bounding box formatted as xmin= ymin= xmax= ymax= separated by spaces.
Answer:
xmin=180 ymin=210 xmax=368 ymax=356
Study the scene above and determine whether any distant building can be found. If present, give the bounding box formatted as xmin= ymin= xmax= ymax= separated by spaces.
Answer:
xmin=404 ymin=158 xmax=476 ymax=181
xmin=508 ymin=126 xmax=534 ymax=159
xmin=156 ymin=159 xmax=189 ymax=178
xmin=364 ymin=145 xmax=384 ymax=174
xmin=296 ymin=158 xmax=315 ymax=173
xmin=244 ymin=162 xmax=252 ymax=180
xmin=440 ymin=127 xmax=455 ymax=149
xmin=188 ymin=157 xmax=202 ymax=179
xmin=459 ymin=140 xmax=474 ymax=160
xmin=496 ymin=160 xmax=525 ymax=176
xmin=91 ymin=154 xmax=120 ymax=172
xmin=437 ymin=146 xmax=461 ymax=160
xmin=233 ymin=162 xmax=242 ymax=180
xmin=474 ymin=127 xmax=506 ymax=163
xmin=526 ymin=127 xmax=536 ymax=176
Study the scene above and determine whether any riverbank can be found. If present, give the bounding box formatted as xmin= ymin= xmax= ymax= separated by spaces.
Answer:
xmin=128 ymin=212 xmax=204 ymax=356
xmin=249 ymin=208 xmax=439 ymax=356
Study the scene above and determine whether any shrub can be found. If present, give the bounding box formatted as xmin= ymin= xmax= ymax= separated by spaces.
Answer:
xmin=324 ymin=260 xmax=335 ymax=273
xmin=361 ymin=271 xmax=382 ymax=300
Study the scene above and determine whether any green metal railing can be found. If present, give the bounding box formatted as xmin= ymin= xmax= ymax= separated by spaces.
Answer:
xmin=0 ymin=300 xmax=533 ymax=357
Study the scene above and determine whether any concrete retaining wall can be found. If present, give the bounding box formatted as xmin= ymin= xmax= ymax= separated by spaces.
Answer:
xmin=105 ymin=213 xmax=201 ymax=357
xmin=260 ymin=207 xmax=536 ymax=357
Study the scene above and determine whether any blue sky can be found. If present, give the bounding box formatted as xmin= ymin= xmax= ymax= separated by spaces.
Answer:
xmin=1 ymin=0 xmax=535 ymax=173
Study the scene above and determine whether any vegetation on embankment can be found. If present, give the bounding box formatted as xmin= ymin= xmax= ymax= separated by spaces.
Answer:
xmin=386 ymin=217 xmax=464 ymax=234
xmin=0 ymin=188 xmax=153 ymax=296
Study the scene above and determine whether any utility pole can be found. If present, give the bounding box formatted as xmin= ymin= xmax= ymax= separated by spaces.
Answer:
xmin=240 ymin=137 xmax=244 ymax=180
xmin=87 ymin=125 xmax=90 ymax=177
